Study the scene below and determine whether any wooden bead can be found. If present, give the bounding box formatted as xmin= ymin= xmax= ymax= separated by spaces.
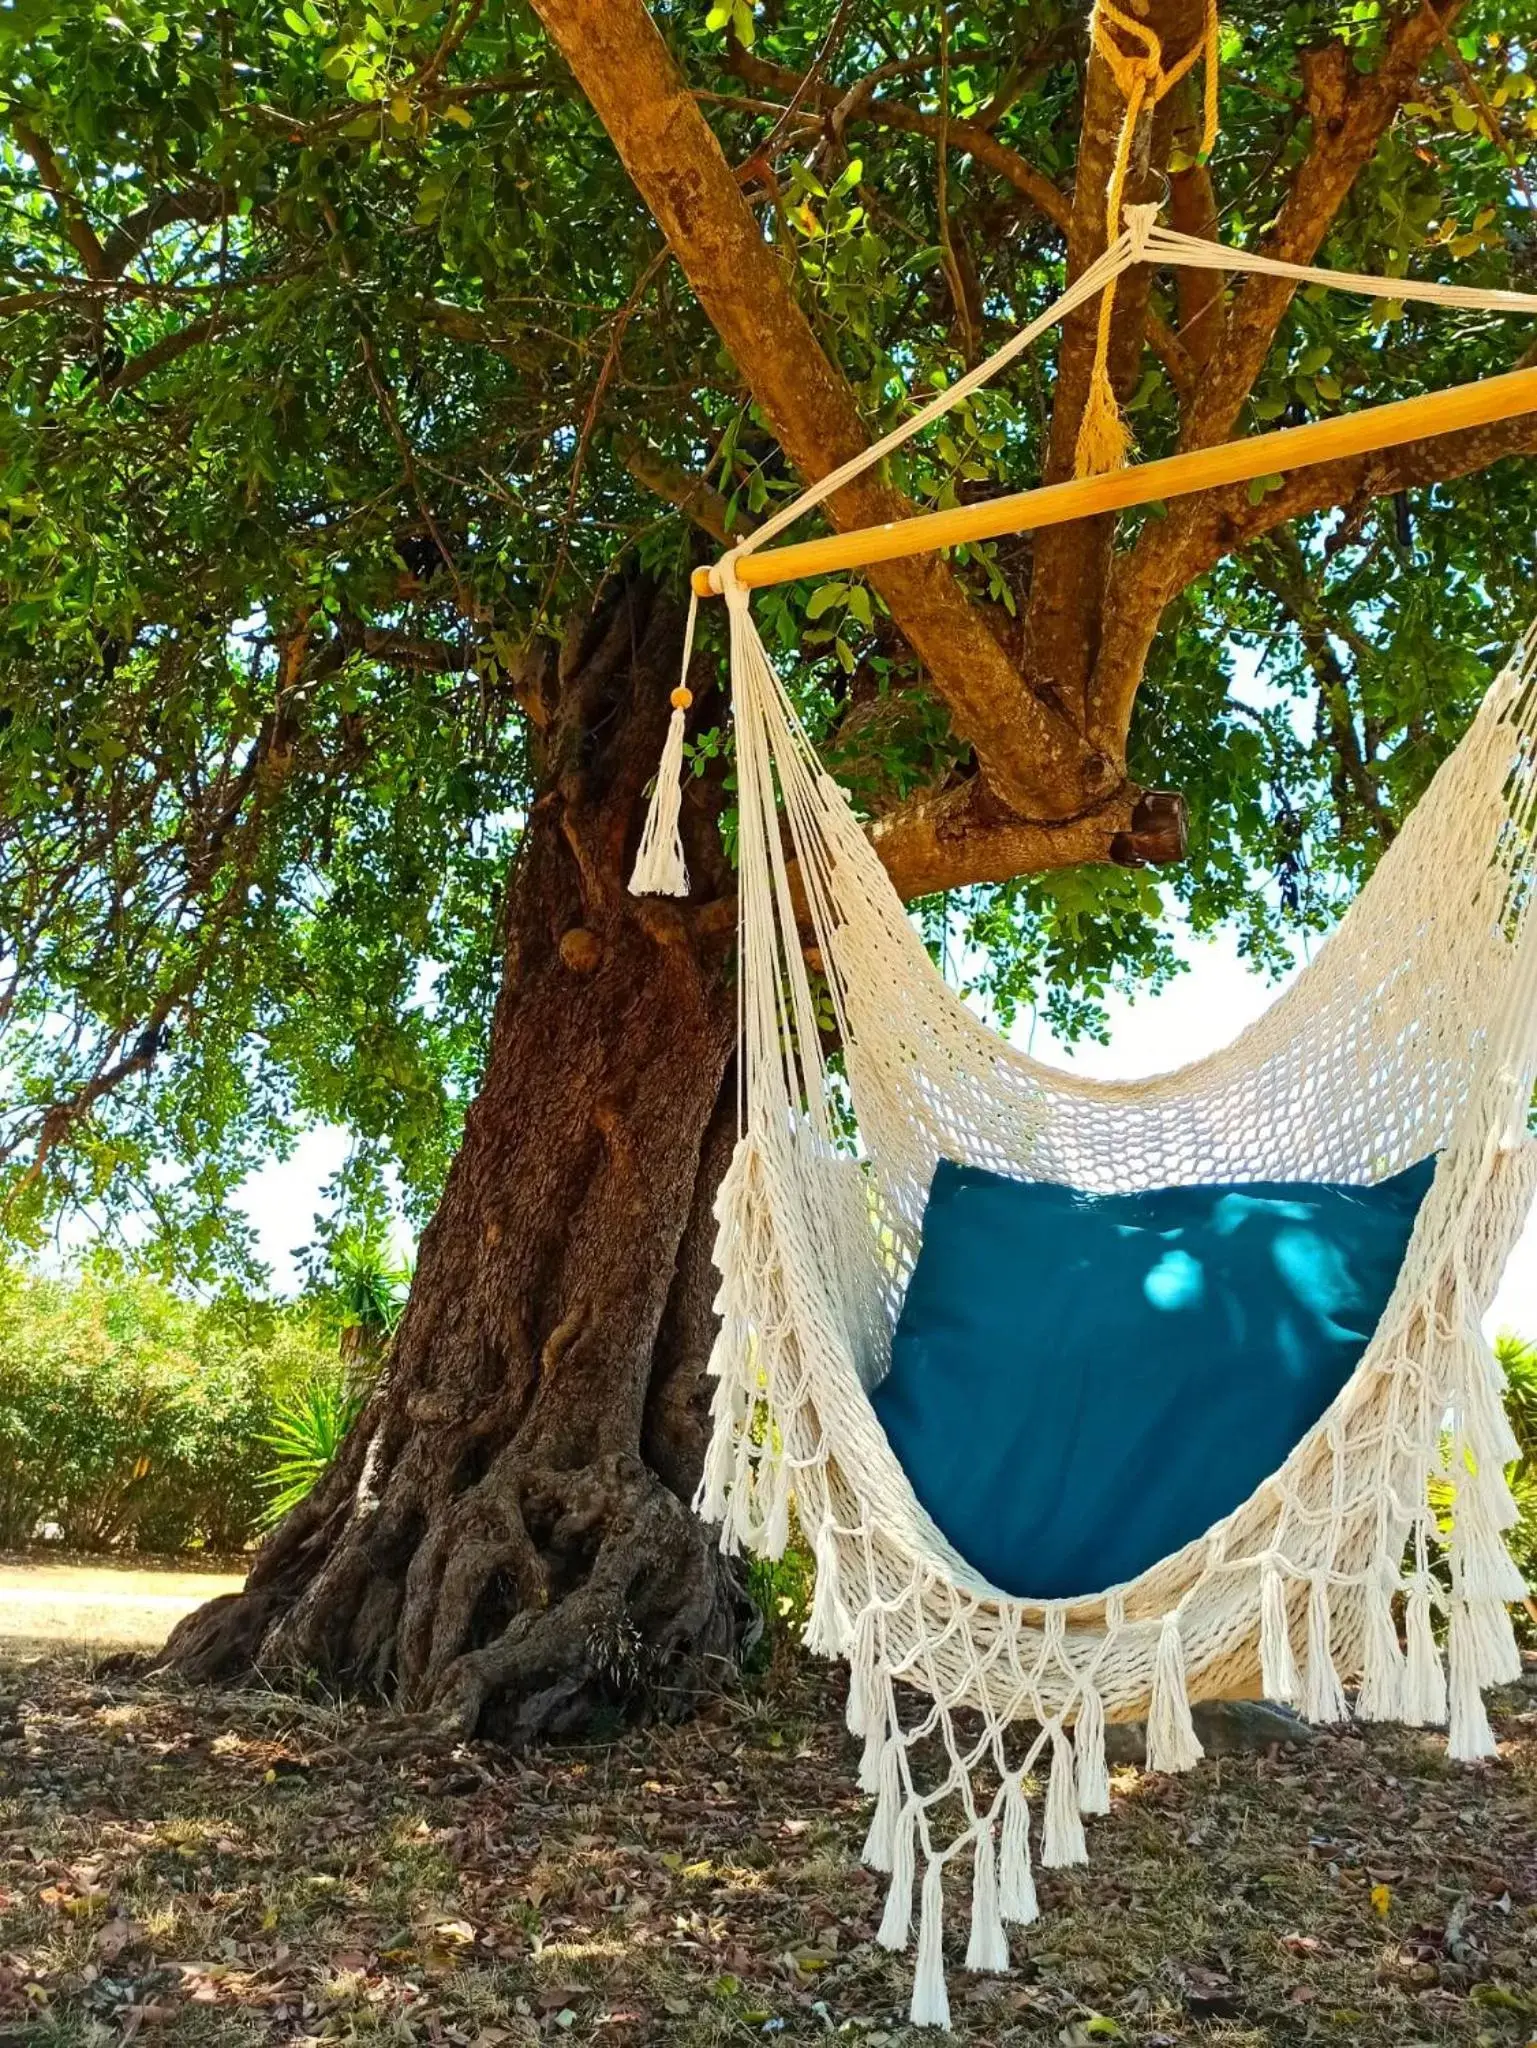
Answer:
xmin=670 ymin=686 xmax=693 ymax=710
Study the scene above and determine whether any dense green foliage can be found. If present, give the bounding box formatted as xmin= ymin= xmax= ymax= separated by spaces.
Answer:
xmin=0 ymin=1259 xmax=337 ymax=1550
xmin=257 ymin=1367 xmax=369 ymax=1527
xmin=1496 ymin=1332 xmax=1537 ymax=1638
xmin=3 ymin=0 xmax=1536 ymax=1273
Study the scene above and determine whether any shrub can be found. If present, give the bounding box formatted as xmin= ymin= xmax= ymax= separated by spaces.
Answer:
xmin=1496 ymin=1333 xmax=1537 ymax=1642
xmin=0 ymin=1261 xmax=334 ymax=1553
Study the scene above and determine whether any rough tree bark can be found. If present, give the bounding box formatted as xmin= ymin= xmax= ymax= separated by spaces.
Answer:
xmin=162 ymin=576 xmax=746 ymax=1739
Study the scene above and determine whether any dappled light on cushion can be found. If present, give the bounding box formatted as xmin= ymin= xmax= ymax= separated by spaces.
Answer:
xmin=872 ymin=1156 xmax=1437 ymax=1601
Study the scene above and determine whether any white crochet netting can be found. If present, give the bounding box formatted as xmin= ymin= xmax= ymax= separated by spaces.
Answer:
xmin=695 ymin=603 xmax=1537 ymax=2027
xmin=628 ymin=220 xmax=1537 ymax=2029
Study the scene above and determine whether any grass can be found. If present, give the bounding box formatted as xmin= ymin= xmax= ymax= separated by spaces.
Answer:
xmin=0 ymin=1559 xmax=246 ymax=1651
xmin=0 ymin=1642 xmax=1533 ymax=2046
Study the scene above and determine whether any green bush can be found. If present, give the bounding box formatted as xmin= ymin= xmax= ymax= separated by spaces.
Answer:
xmin=1495 ymin=1332 xmax=1537 ymax=1642
xmin=0 ymin=1261 xmax=334 ymax=1554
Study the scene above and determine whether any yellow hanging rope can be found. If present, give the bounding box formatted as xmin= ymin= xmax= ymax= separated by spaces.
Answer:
xmin=1075 ymin=0 xmax=1221 ymax=477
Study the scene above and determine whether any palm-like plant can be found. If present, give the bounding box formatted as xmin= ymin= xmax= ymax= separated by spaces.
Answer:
xmin=1494 ymin=1333 xmax=1537 ymax=1635
xmin=327 ymin=1226 xmax=411 ymax=1376
xmin=1496 ymin=1333 xmax=1537 ymax=1463
xmin=258 ymin=1372 xmax=367 ymax=1530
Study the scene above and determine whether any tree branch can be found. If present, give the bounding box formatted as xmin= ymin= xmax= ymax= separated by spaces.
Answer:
xmin=100 ymin=186 xmax=234 ymax=278
xmin=1179 ymin=2 xmax=1464 ymax=454
xmin=99 ymin=311 xmax=246 ymax=393
xmin=12 ymin=117 xmax=108 ymax=280
xmin=692 ymin=772 xmax=1184 ymax=937
xmin=1089 ymin=0 xmax=1464 ymax=754
xmin=619 ymin=440 xmax=750 ymax=546
xmin=526 ymin=0 xmax=1098 ymax=818
xmin=726 ymin=44 xmax=1071 ymax=231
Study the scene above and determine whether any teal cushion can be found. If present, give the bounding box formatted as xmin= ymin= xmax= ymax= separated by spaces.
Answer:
xmin=872 ymin=1156 xmax=1435 ymax=1600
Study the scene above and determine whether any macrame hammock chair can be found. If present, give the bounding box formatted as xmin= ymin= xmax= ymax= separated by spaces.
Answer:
xmin=628 ymin=100 xmax=1537 ymax=2032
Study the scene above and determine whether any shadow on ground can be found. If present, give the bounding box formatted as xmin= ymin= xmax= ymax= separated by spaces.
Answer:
xmin=0 ymin=1641 xmax=1533 ymax=2045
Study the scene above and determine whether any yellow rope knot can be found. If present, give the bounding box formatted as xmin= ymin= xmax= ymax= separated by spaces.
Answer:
xmin=1075 ymin=0 xmax=1222 ymax=478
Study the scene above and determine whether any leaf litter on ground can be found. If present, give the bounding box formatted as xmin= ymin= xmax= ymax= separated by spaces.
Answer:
xmin=0 ymin=1644 xmax=1533 ymax=2045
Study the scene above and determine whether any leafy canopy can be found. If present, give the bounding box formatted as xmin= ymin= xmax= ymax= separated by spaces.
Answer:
xmin=2 ymin=0 xmax=1535 ymax=1277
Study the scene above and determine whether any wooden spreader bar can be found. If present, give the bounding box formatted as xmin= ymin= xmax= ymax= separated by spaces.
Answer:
xmin=692 ymin=365 xmax=1537 ymax=597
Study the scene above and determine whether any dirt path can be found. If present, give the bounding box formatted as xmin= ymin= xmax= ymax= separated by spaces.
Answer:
xmin=0 ymin=1559 xmax=245 ymax=1650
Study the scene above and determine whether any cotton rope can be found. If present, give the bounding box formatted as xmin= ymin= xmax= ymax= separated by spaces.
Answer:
xmin=1076 ymin=0 xmax=1221 ymax=474
xmin=627 ymin=202 xmax=1537 ymax=2029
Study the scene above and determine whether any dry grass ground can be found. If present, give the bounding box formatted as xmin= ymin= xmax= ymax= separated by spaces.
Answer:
xmin=0 ymin=1636 xmax=1533 ymax=2048
xmin=0 ymin=1563 xmax=247 ymax=1652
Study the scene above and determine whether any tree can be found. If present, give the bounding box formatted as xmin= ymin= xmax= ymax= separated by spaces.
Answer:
xmin=3 ymin=0 xmax=1535 ymax=1734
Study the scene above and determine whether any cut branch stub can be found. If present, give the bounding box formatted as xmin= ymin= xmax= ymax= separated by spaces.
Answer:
xmin=1109 ymin=788 xmax=1189 ymax=868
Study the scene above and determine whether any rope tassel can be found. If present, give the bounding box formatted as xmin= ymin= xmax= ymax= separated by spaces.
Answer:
xmin=1146 ymin=1611 xmax=1204 ymax=1773
xmin=1042 ymin=1729 xmax=1088 ymax=1866
xmin=628 ymin=590 xmax=697 ymax=897
xmin=1355 ymin=1577 xmax=1406 ymax=1723
xmin=1303 ymin=1577 xmax=1348 ymax=1726
xmin=1402 ymin=1582 xmax=1447 ymax=1727
xmin=878 ymin=1803 xmax=917 ymax=1951
xmin=863 ymin=1735 xmax=902 ymax=1872
xmin=1075 ymin=1683 xmax=1111 ymax=1816
xmin=1447 ymin=1601 xmax=1499 ymax=1761
xmin=1259 ymin=1559 xmax=1300 ymax=1704
xmin=910 ymin=1857 xmax=951 ymax=2030
xmin=966 ymin=1822 xmax=1010 ymax=1974
xmin=998 ymin=1776 xmax=1039 ymax=1924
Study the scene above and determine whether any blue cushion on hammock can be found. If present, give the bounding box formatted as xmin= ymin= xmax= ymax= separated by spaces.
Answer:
xmin=872 ymin=1155 xmax=1436 ymax=1601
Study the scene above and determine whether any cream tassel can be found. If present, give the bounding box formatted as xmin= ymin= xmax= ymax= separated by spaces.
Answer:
xmin=998 ymin=1776 xmax=1038 ymax=1924
xmin=1452 ymin=1472 xmax=1528 ymax=1601
xmin=846 ymin=1607 xmax=877 ymax=1738
xmin=717 ymin=1434 xmax=753 ymax=1555
xmin=877 ymin=1802 xmax=916 ymax=1950
xmin=1402 ymin=1583 xmax=1446 ymax=1726
xmin=1146 ymin=1612 xmax=1204 ymax=1773
xmin=966 ymin=1821 xmax=1010 ymax=1974
xmin=762 ymin=1462 xmax=790 ymax=1560
xmin=858 ymin=1688 xmax=887 ymax=1795
xmin=1461 ymin=1594 xmax=1522 ymax=1688
xmin=627 ymin=590 xmax=697 ymax=897
xmin=1446 ymin=1601 xmax=1499 ymax=1761
xmin=694 ymin=1415 xmax=735 ymax=1525
xmin=1259 ymin=1559 xmax=1300 ymax=1704
xmin=803 ymin=1520 xmax=846 ymax=1658
xmin=863 ymin=1735 xmax=902 ymax=1872
xmin=910 ymin=1857 xmax=951 ymax=2030
xmin=1041 ymin=1729 xmax=1088 ymax=1866
xmin=1355 ymin=1577 xmax=1406 ymax=1723
xmin=1302 ymin=1577 xmax=1348 ymax=1726
xmin=1074 ymin=1683 xmax=1110 ymax=1816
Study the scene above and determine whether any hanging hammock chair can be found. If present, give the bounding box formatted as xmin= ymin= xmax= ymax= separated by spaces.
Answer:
xmin=631 ymin=204 xmax=1537 ymax=2030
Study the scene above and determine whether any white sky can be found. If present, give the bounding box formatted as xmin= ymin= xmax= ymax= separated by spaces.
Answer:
xmin=235 ymin=920 xmax=1537 ymax=1339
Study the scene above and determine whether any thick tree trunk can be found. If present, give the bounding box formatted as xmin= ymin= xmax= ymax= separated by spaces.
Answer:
xmin=162 ymin=576 xmax=745 ymax=1739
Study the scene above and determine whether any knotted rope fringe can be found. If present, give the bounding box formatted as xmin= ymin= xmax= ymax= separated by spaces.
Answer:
xmin=628 ymin=588 xmax=698 ymax=897
xmin=1076 ymin=0 xmax=1221 ymax=475
xmin=683 ymin=593 xmax=1537 ymax=2024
